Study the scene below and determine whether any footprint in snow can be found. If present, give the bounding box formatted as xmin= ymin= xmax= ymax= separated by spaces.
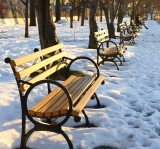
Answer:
xmin=124 ymin=113 xmax=132 ymax=117
xmin=155 ymin=127 xmax=160 ymax=136
xmin=130 ymin=106 xmax=143 ymax=113
xmin=142 ymin=140 xmax=152 ymax=147
xmin=143 ymin=111 xmax=155 ymax=117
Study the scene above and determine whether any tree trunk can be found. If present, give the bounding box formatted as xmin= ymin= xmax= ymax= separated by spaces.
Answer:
xmin=108 ymin=22 xmax=115 ymax=38
xmin=151 ymin=11 xmax=153 ymax=20
xmin=25 ymin=0 xmax=29 ymax=38
xmin=30 ymin=0 xmax=36 ymax=26
xmin=70 ymin=7 xmax=74 ymax=28
xmin=77 ymin=2 xmax=81 ymax=21
xmin=35 ymin=0 xmax=59 ymax=49
xmin=8 ymin=0 xmax=16 ymax=18
xmin=108 ymin=0 xmax=116 ymax=38
xmin=101 ymin=0 xmax=121 ymax=38
xmin=20 ymin=0 xmax=29 ymax=37
xmin=55 ymin=0 xmax=61 ymax=22
xmin=8 ymin=0 xmax=18 ymax=22
xmin=100 ymin=3 xmax=103 ymax=22
xmin=117 ymin=4 xmax=123 ymax=32
xmin=101 ymin=2 xmax=110 ymax=33
xmin=81 ymin=2 xmax=86 ymax=26
xmin=88 ymin=0 xmax=99 ymax=49
xmin=131 ymin=0 xmax=135 ymax=21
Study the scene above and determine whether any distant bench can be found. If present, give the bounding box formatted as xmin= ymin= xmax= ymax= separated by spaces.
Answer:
xmin=119 ymin=23 xmax=136 ymax=46
xmin=5 ymin=43 xmax=105 ymax=149
xmin=124 ymin=21 xmax=138 ymax=36
xmin=131 ymin=20 xmax=142 ymax=32
xmin=93 ymin=29 xmax=126 ymax=70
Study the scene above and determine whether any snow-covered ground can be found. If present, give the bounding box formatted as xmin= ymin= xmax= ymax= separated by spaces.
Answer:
xmin=0 ymin=18 xmax=160 ymax=149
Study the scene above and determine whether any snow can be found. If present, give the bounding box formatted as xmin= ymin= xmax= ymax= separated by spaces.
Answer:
xmin=0 ymin=18 xmax=160 ymax=149
xmin=56 ymin=18 xmax=69 ymax=25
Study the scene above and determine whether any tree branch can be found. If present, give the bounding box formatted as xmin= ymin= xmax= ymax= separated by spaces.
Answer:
xmin=20 ymin=0 xmax=26 ymax=6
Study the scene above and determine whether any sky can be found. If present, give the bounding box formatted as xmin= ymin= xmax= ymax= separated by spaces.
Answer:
xmin=0 ymin=17 xmax=160 ymax=149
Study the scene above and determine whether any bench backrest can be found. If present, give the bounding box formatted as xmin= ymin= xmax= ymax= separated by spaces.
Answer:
xmin=125 ymin=21 xmax=135 ymax=33
xmin=131 ymin=20 xmax=137 ymax=28
xmin=124 ymin=21 xmax=130 ymax=29
xmin=119 ymin=23 xmax=126 ymax=35
xmin=131 ymin=20 xmax=135 ymax=25
xmin=93 ymin=29 xmax=110 ymax=47
xmin=5 ymin=43 xmax=67 ymax=93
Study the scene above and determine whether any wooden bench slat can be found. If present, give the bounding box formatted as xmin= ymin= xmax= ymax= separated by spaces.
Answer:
xmin=10 ymin=43 xmax=63 ymax=67
xmin=72 ymin=75 xmax=105 ymax=116
xmin=123 ymin=34 xmax=133 ymax=38
xmin=29 ymin=75 xmax=96 ymax=118
xmin=49 ymin=75 xmax=104 ymax=117
xmin=54 ymin=75 xmax=96 ymax=116
xmin=28 ymin=75 xmax=77 ymax=116
xmin=95 ymin=34 xmax=109 ymax=41
xmin=101 ymin=46 xmax=125 ymax=57
xmin=94 ymin=29 xmax=109 ymax=42
xmin=16 ymin=51 xmax=66 ymax=79
xmin=34 ymin=77 xmax=84 ymax=117
xmin=28 ymin=76 xmax=80 ymax=117
xmin=20 ymin=62 xmax=68 ymax=92
xmin=94 ymin=29 xmax=107 ymax=35
xmin=44 ymin=76 xmax=95 ymax=117
xmin=100 ymin=46 xmax=118 ymax=57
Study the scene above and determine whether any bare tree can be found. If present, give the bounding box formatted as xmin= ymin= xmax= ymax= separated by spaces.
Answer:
xmin=117 ymin=1 xmax=129 ymax=32
xmin=77 ymin=1 xmax=81 ymax=21
xmin=81 ymin=0 xmax=87 ymax=26
xmin=100 ymin=0 xmax=122 ymax=38
xmin=142 ymin=0 xmax=160 ymax=19
xmin=68 ymin=0 xmax=77 ymax=28
xmin=88 ymin=0 xmax=99 ymax=49
xmin=20 ymin=0 xmax=29 ymax=37
xmin=8 ymin=0 xmax=18 ymax=19
xmin=30 ymin=0 xmax=36 ymax=26
xmin=55 ymin=0 xmax=61 ymax=22
xmin=5 ymin=1 xmax=24 ymax=18
xmin=99 ymin=1 xmax=103 ymax=22
xmin=130 ymin=0 xmax=148 ymax=21
xmin=131 ymin=0 xmax=136 ymax=21
xmin=35 ymin=0 xmax=59 ymax=49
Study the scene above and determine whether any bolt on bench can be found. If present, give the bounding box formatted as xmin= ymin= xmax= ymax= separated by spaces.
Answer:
xmin=5 ymin=43 xmax=105 ymax=149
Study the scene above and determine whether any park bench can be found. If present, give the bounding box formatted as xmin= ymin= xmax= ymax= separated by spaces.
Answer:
xmin=131 ymin=20 xmax=141 ymax=32
xmin=124 ymin=21 xmax=138 ymax=37
xmin=4 ymin=43 xmax=105 ymax=149
xmin=93 ymin=29 xmax=126 ymax=70
xmin=119 ymin=23 xmax=136 ymax=46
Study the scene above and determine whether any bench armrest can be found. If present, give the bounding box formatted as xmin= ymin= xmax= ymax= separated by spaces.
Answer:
xmin=97 ymin=40 xmax=119 ymax=53
xmin=66 ymin=56 xmax=100 ymax=79
xmin=109 ymin=35 xmax=121 ymax=39
xmin=24 ymin=79 xmax=73 ymax=125
xmin=18 ymin=80 xmax=33 ymax=86
xmin=109 ymin=36 xmax=126 ymax=47
xmin=63 ymin=56 xmax=73 ymax=61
